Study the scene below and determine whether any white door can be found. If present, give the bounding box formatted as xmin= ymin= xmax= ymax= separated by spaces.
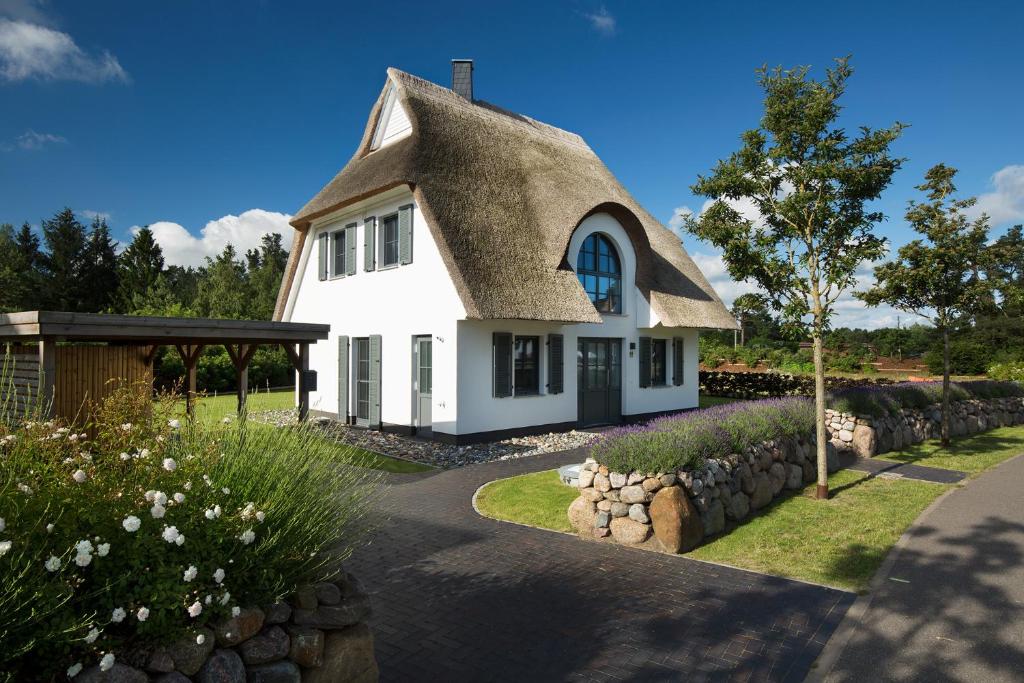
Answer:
xmin=415 ymin=336 xmax=432 ymax=436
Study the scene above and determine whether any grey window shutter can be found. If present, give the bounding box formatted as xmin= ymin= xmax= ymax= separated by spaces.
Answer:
xmin=638 ymin=336 xmax=652 ymax=388
xmin=345 ymin=224 xmax=357 ymax=276
xmin=493 ymin=332 xmax=513 ymax=398
xmin=548 ymin=334 xmax=564 ymax=394
xmin=368 ymin=334 xmax=382 ymax=429
xmin=338 ymin=335 xmax=349 ymax=421
xmin=363 ymin=217 xmax=376 ymax=271
xmin=398 ymin=204 xmax=413 ymax=265
xmin=318 ymin=233 xmax=328 ymax=281
xmin=672 ymin=337 xmax=684 ymax=386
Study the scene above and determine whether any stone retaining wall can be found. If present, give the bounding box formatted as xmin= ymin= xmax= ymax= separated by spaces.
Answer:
xmin=827 ymin=397 xmax=1024 ymax=458
xmin=76 ymin=570 xmax=378 ymax=683
xmin=568 ymin=436 xmax=839 ymax=553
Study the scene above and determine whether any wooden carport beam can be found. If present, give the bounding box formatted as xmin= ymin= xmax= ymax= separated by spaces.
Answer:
xmin=282 ymin=342 xmax=310 ymax=422
xmin=38 ymin=336 xmax=56 ymax=418
xmin=174 ymin=344 xmax=206 ymax=416
xmin=225 ymin=343 xmax=259 ymax=416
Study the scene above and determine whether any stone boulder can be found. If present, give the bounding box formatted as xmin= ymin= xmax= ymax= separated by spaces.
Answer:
xmin=750 ymin=472 xmax=773 ymax=510
xmin=851 ymin=424 xmax=876 ymax=458
xmin=768 ymin=462 xmax=786 ymax=495
xmin=702 ymin=498 xmax=725 ymax=536
xmin=627 ymin=503 xmax=649 ymax=524
xmin=785 ymin=464 xmax=803 ymax=490
xmin=245 ymin=660 xmax=301 ymax=683
xmin=737 ymin=463 xmax=755 ymax=495
xmin=302 ymin=624 xmax=378 ymax=683
xmin=215 ymin=608 xmax=265 ymax=647
xmin=292 ymin=596 xmax=371 ymax=630
xmin=609 ymin=517 xmax=651 ymax=545
xmin=619 ymin=485 xmax=647 ymax=504
xmin=286 ymin=626 xmax=324 ymax=668
xmin=238 ymin=626 xmax=290 ymax=665
xmin=648 ymin=486 xmax=703 ymax=553
xmin=577 ymin=468 xmax=595 ymax=489
xmin=170 ymin=628 xmax=215 ymax=676
xmin=78 ymin=664 xmax=148 ymax=683
xmin=726 ymin=491 xmax=750 ymax=521
xmin=197 ymin=649 xmax=245 ymax=683
xmin=568 ymin=495 xmax=597 ymax=532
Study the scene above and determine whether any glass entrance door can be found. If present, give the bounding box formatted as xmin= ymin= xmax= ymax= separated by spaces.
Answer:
xmin=577 ymin=338 xmax=622 ymax=427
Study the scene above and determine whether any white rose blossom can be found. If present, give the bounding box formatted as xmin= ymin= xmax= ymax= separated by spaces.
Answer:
xmin=168 ymin=419 xmax=181 ymax=429
xmin=173 ymin=492 xmax=186 ymax=504
xmin=213 ymin=568 xmax=225 ymax=584
xmin=72 ymin=469 xmax=87 ymax=483
xmin=0 ymin=540 xmax=13 ymax=557
xmin=175 ymin=533 xmax=185 ymax=546
xmin=84 ymin=627 xmax=100 ymax=644
xmin=161 ymin=526 xmax=181 ymax=544
xmin=239 ymin=529 xmax=255 ymax=545
xmin=162 ymin=458 xmax=177 ymax=472
xmin=219 ymin=591 xmax=231 ymax=605
xmin=183 ymin=565 xmax=198 ymax=582
xmin=137 ymin=606 xmax=149 ymax=622
xmin=97 ymin=543 xmax=110 ymax=557
xmin=187 ymin=601 xmax=203 ymax=618
xmin=67 ymin=663 xmax=83 ymax=678
xmin=231 ymin=606 xmax=240 ymax=617
xmin=121 ymin=423 xmax=132 ymax=432
xmin=122 ymin=515 xmax=141 ymax=532
xmin=99 ymin=653 xmax=115 ymax=672
xmin=46 ymin=523 xmax=54 ymax=533
xmin=151 ymin=503 xmax=166 ymax=519
xmin=45 ymin=555 xmax=61 ymax=572
xmin=196 ymin=633 xmax=206 ymax=645
xmin=255 ymin=511 xmax=265 ymax=523
xmin=204 ymin=594 xmax=212 ymax=605
xmin=120 ymin=452 xmax=131 ymax=461
xmin=111 ymin=607 xmax=126 ymax=623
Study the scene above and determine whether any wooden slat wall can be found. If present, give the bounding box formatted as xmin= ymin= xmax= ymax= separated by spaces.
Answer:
xmin=1 ymin=344 xmax=151 ymax=424
xmin=54 ymin=346 xmax=151 ymax=423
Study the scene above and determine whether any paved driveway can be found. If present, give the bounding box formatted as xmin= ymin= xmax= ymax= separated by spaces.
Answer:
xmin=347 ymin=449 xmax=854 ymax=682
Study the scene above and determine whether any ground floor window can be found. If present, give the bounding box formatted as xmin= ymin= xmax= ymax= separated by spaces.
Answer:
xmin=355 ymin=337 xmax=370 ymax=421
xmin=514 ymin=335 xmax=540 ymax=395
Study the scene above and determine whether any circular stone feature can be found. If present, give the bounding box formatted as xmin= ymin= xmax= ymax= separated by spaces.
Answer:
xmin=558 ymin=463 xmax=582 ymax=487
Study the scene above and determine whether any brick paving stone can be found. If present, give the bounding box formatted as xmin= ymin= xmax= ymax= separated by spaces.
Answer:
xmin=348 ymin=447 xmax=854 ymax=682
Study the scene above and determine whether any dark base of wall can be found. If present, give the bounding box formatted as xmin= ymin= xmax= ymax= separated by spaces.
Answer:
xmin=433 ymin=420 xmax=579 ymax=445
xmin=382 ymin=422 xmax=416 ymax=437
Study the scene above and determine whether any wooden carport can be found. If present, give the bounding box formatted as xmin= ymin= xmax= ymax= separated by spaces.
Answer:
xmin=0 ymin=311 xmax=329 ymax=421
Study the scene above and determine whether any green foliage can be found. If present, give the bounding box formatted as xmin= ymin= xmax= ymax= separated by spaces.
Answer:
xmin=688 ymin=57 xmax=903 ymax=339
xmin=153 ymin=346 xmax=292 ymax=393
xmin=988 ymin=361 xmax=1024 ymax=382
xmin=80 ymin=218 xmax=120 ymax=313
xmin=923 ymin=339 xmax=989 ymax=376
xmin=117 ymin=227 xmax=166 ymax=313
xmin=0 ymin=223 xmax=43 ymax=312
xmin=40 ymin=208 xmax=89 ymax=312
xmin=0 ymin=379 xmax=382 ymax=679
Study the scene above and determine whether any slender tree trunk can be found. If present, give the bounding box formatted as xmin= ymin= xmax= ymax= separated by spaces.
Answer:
xmin=813 ymin=332 xmax=828 ymax=499
xmin=941 ymin=325 xmax=951 ymax=447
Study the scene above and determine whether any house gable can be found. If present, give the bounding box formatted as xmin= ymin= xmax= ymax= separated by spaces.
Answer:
xmin=369 ymin=84 xmax=412 ymax=151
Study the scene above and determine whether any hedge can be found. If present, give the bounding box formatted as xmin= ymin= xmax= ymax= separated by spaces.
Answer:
xmin=699 ymin=370 xmax=893 ymax=399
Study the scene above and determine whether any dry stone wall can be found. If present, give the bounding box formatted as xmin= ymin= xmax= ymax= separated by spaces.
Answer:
xmin=569 ymin=436 xmax=839 ymax=553
xmin=75 ymin=571 xmax=379 ymax=683
xmin=827 ymin=397 xmax=1024 ymax=458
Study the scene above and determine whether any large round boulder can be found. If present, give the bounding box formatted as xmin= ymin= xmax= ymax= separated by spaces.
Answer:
xmin=609 ymin=517 xmax=651 ymax=545
xmin=567 ymin=496 xmax=597 ymax=532
xmin=648 ymin=486 xmax=703 ymax=553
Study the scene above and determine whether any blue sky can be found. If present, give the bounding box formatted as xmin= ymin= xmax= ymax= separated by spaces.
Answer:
xmin=1 ymin=0 xmax=1022 ymax=328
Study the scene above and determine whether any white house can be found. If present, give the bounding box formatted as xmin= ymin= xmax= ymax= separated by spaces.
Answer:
xmin=275 ymin=61 xmax=736 ymax=443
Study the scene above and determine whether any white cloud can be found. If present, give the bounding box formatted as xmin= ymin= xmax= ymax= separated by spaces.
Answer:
xmin=971 ymin=164 xmax=1024 ymax=226
xmin=583 ymin=6 xmax=616 ymax=35
xmin=667 ymin=206 xmax=693 ymax=236
xmin=3 ymin=128 xmax=66 ymax=150
xmin=0 ymin=0 xmax=49 ymax=24
xmin=78 ymin=209 xmax=110 ymax=222
xmin=136 ymin=209 xmax=292 ymax=267
xmin=0 ymin=18 xmax=128 ymax=83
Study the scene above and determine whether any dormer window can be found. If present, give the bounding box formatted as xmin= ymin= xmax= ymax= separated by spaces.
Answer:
xmin=576 ymin=233 xmax=622 ymax=314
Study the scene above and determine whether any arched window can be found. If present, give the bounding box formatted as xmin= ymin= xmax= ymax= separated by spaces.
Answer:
xmin=576 ymin=233 xmax=622 ymax=313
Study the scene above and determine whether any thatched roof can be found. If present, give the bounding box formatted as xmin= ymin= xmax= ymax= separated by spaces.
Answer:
xmin=277 ymin=68 xmax=736 ymax=329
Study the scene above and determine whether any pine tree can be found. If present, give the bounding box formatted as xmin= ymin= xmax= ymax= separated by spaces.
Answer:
xmin=39 ymin=208 xmax=88 ymax=311
xmin=246 ymin=233 xmax=288 ymax=319
xmin=116 ymin=227 xmax=165 ymax=312
xmin=80 ymin=217 xmax=120 ymax=312
xmin=194 ymin=244 xmax=250 ymax=319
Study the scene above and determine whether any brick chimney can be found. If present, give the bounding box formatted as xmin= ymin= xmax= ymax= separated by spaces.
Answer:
xmin=451 ymin=59 xmax=473 ymax=100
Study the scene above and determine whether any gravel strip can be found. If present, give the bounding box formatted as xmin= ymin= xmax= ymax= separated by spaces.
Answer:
xmin=253 ymin=409 xmax=601 ymax=469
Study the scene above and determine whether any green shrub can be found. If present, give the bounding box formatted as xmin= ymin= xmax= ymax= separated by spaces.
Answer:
xmin=735 ymin=345 xmax=766 ymax=368
xmin=924 ymin=340 xmax=989 ymax=376
xmin=0 ymin=380 xmax=382 ymax=679
xmin=827 ymin=380 xmax=1022 ymax=417
xmin=988 ymin=361 xmax=1024 ymax=382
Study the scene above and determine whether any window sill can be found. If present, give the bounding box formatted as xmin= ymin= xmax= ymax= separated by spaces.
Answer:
xmin=512 ymin=392 xmax=543 ymax=398
xmin=378 ymin=263 xmax=400 ymax=271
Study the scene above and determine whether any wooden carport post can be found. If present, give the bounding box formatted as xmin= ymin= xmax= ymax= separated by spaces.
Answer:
xmin=282 ymin=342 xmax=310 ymax=421
xmin=38 ymin=336 xmax=56 ymax=418
xmin=175 ymin=344 xmax=205 ymax=417
xmin=225 ymin=343 xmax=258 ymax=416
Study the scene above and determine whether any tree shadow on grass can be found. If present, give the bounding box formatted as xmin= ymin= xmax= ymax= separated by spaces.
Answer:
xmin=825 ymin=516 xmax=1024 ymax=682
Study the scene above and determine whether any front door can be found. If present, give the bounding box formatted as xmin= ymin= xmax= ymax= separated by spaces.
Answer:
xmin=415 ymin=336 xmax=432 ymax=437
xmin=577 ymin=338 xmax=622 ymax=427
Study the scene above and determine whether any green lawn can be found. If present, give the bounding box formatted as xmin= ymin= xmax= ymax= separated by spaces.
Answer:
xmin=699 ymin=395 xmax=742 ymax=408
xmin=689 ymin=470 xmax=946 ymax=590
xmin=177 ymin=389 xmax=432 ymax=474
xmin=476 ymin=470 xmax=579 ymax=532
xmin=877 ymin=424 xmax=1024 ymax=476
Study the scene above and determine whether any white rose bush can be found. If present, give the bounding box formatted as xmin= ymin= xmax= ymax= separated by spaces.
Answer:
xmin=0 ymin=380 xmax=383 ymax=680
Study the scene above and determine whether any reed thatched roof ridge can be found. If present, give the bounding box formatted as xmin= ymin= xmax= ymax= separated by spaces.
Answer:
xmin=281 ymin=67 xmax=737 ymax=329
